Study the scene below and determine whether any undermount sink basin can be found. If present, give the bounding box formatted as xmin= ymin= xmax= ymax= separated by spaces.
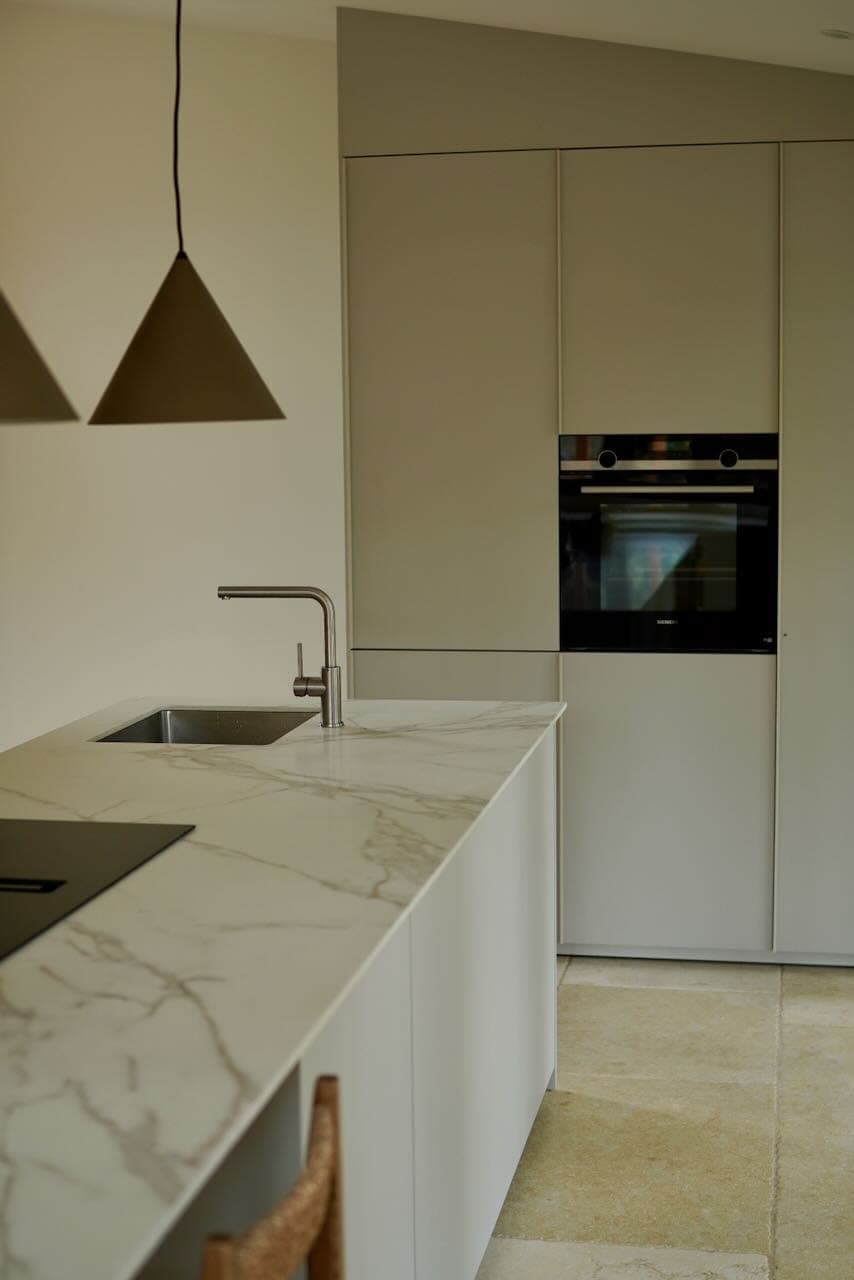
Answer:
xmin=96 ymin=707 xmax=316 ymax=746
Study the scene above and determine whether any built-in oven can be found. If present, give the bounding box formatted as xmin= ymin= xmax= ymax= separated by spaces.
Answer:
xmin=559 ymin=433 xmax=778 ymax=653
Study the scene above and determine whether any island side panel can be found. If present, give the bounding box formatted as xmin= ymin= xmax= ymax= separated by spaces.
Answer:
xmin=297 ymin=918 xmax=415 ymax=1280
xmin=410 ymin=729 xmax=557 ymax=1280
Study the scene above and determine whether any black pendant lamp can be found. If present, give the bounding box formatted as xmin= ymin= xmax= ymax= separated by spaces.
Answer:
xmin=90 ymin=0 xmax=284 ymax=424
xmin=1 ymin=291 xmax=77 ymax=423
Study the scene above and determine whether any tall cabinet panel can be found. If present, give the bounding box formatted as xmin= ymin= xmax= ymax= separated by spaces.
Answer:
xmin=560 ymin=653 xmax=776 ymax=952
xmin=560 ymin=144 xmax=779 ymax=435
xmin=346 ymin=151 xmax=558 ymax=651
xmin=775 ymin=142 xmax=854 ymax=955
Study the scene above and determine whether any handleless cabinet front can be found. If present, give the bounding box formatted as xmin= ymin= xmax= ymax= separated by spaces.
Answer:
xmin=775 ymin=142 xmax=854 ymax=957
xmin=352 ymin=649 xmax=559 ymax=702
xmin=560 ymin=652 xmax=776 ymax=952
xmin=346 ymin=150 xmax=558 ymax=651
xmin=560 ymin=143 xmax=779 ymax=436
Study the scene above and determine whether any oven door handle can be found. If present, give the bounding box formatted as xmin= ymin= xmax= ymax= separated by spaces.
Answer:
xmin=579 ymin=484 xmax=756 ymax=495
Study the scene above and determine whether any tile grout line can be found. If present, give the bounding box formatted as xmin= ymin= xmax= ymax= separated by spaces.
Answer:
xmin=555 ymin=1070 xmax=777 ymax=1085
xmin=560 ymin=979 xmax=780 ymax=997
xmin=767 ymin=964 xmax=784 ymax=1278
xmin=489 ymin=1236 xmax=779 ymax=1266
xmin=562 ymin=986 xmax=776 ymax=996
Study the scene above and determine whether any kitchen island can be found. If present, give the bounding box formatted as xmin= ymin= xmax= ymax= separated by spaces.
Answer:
xmin=0 ymin=697 xmax=561 ymax=1280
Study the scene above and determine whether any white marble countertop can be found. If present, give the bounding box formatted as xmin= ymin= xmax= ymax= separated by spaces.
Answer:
xmin=0 ymin=696 xmax=563 ymax=1280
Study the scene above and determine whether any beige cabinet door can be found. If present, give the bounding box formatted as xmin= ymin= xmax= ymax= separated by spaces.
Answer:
xmin=775 ymin=142 xmax=854 ymax=957
xmin=346 ymin=150 xmax=558 ymax=651
xmin=560 ymin=653 xmax=776 ymax=952
xmin=560 ymin=143 xmax=779 ymax=435
xmin=352 ymin=649 xmax=559 ymax=701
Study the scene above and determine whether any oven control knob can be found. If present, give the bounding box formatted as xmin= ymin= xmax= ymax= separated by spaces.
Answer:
xmin=598 ymin=449 xmax=618 ymax=469
xmin=719 ymin=448 xmax=739 ymax=469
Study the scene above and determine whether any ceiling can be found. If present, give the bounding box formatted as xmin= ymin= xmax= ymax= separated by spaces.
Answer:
xmin=7 ymin=0 xmax=854 ymax=75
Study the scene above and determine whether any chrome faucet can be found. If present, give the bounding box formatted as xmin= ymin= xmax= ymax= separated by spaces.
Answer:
xmin=216 ymin=585 xmax=343 ymax=729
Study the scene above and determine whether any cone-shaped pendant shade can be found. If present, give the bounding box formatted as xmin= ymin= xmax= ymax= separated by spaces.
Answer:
xmin=89 ymin=253 xmax=284 ymax=423
xmin=0 ymin=291 xmax=77 ymax=423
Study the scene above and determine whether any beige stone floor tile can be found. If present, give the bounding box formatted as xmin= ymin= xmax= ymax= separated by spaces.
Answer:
xmin=494 ymin=1079 xmax=774 ymax=1255
xmin=557 ymin=985 xmax=777 ymax=1086
xmin=562 ymin=957 xmax=779 ymax=994
xmin=774 ymin=1022 xmax=854 ymax=1279
xmin=782 ymin=964 xmax=854 ymax=1027
xmin=557 ymin=956 xmax=570 ymax=986
xmin=778 ymin=1022 xmax=854 ymax=1135
xmin=774 ymin=1146 xmax=854 ymax=1280
xmin=477 ymin=1238 xmax=769 ymax=1279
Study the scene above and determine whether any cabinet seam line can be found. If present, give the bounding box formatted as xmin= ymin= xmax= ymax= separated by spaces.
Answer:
xmin=408 ymin=918 xmax=418 ymax=1280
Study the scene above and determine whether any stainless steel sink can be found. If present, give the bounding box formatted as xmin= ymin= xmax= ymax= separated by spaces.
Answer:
xmin=96 ymin=707 xmax=316 ymax=745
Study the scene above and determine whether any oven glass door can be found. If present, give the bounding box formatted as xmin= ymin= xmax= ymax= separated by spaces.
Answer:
xmin=559 ymin=478 xmax=777 ymax=652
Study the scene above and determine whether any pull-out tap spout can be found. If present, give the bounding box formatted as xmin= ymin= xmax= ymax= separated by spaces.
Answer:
xmin=216 ymin=585 xmax=343 ymax=729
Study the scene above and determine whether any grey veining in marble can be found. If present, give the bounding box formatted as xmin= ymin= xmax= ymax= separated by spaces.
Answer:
xmin=0 ymin=697 xmax=562 ymax=1280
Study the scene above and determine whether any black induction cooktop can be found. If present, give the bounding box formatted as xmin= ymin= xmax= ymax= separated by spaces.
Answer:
xmin=0 ymin=819 xmax=194 ymax=962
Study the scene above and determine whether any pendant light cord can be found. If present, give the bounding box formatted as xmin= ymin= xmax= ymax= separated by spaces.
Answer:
xmin=173 ymin=0 xmax=186 ymax=257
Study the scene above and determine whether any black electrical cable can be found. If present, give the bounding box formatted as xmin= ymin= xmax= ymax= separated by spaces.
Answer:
xmin=173 ymin=0 xmax=186 ymax=257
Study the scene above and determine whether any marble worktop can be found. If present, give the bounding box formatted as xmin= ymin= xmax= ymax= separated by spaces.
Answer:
xmin=0 ymin=696 xmax=563 ymax=1280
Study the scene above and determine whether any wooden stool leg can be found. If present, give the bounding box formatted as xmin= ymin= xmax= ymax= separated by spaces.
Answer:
xmin=199 ymin=1235 xmax=237 ymax=1280
xmin=308 ymin=1077 xmax=344 ymax=1280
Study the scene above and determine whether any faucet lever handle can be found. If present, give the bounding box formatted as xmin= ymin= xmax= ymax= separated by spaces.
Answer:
xmin=294 ymin=642 xmax=317 ymax=701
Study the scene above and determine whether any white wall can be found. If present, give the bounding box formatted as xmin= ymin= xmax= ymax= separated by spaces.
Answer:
xmin=0 ymin=4 xmax=344 ymax=750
